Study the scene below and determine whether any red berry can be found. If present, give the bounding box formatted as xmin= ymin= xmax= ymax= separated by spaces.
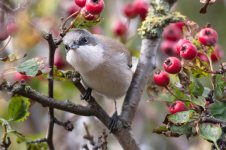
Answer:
xmin=54 ymin=49 xmax=65 ymax=69
xmin=113 ymin=21 xmax=128 ymax=37
xmin=197 ymin=52 xmax=209 ymax=63
xmin=211 ymin=44 xmax=224 ymax=62
xmin=0 ymin=24 xmax=9 ymax=41
xmin=175 ymin=21 xmax=185 ymax=31
xmin=179 ymin=42 xmax=197 ymax=60
xmin=160 ymin=40 xmax=177 ymax=56
xmin=133 ymin=0 xmax=148 ymax=20
xmin=198 ymin=27 xmax=218 ymax=46
xmin=85 ymin=0 xmax=104 ymax=15
xmin=123 ymin=3 xmax=137 ymax=19
xmin=153 ymin=71 xmax=170 ymax=87
xmin=163 ymin=24 xmax=182 ymax=41
xmin=15 ymin=72 xmax=31 ymax=81
xmin=81 ymin=7 xmax=96 ymax=20
xmin=176 ymin=39 xmax=190 ymax=55
xmin=6 ymin=22 xmax=18 ymax=36
xmin=169 ymin=100 xmax=187 ymax=114
xmin=163 ymin=57 xmax=181 ymax=74
xmin=75 ymin=0 xmax=86 ymax=7
xmin=67 ymin=4 xmax=80 ymax=16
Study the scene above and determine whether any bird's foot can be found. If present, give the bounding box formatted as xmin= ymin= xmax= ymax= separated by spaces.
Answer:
xmin=80 ymin=88 xmax=92 ymax=101
xmin=109 ymin=112 xmax=119 ymax=132
xmin=108 ymin=112 xmax=130 ymax=133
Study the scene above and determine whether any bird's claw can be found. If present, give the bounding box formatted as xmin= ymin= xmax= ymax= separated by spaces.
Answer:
xmin=80 ymin=88 xmax=92 ymax=101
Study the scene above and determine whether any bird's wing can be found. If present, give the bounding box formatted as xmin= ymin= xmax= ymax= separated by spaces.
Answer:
xmin=94 ymin=34 xmax=132 ymax=68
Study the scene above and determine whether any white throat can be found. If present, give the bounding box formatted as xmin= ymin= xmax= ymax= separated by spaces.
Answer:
xmin=66 ymin=44 xmax=104 ymax=73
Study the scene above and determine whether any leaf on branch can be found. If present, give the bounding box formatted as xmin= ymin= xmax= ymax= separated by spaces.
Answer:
xmin=191 ymin=58 xmax=209 ymax=78
xmin=199 ymin=123 xmax=222 ymax=149
xmin=210 ymin=102 xmax=226 ymax=121
xmin=169 ymin=124 xmax=192 ymax=136
xmin=27 ymin=143 xmax=48 ymax=150
xmin=214 ymin=75 xmax=226 ymax=100
xmin=153 ymin=125 xmax=180 ymax=137
xmin=166 ymin=110 xmax=199 ymax=125
xmin=189 ymin=79 xmax=204 ymax=97
xmin=17 ymin=57 xmax=50 ymax=77
xmin=190 ymin=96 xmax=206 ymax=108
xmin=7 ymin=96 xmax=30 ymax=122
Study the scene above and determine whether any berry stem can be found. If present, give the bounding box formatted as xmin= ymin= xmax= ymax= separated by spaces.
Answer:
xmin=207 ymin=55 xmax=215 ymax=89
xmin=61 ymin=9 xmax=81 ymax=34
xmin=165 ymin=86 xmax=177 ymax=98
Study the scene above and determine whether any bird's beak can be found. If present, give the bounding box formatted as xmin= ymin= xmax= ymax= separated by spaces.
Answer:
xmin=71 ymin=45 xmax=79 ymax=50
xmin=65 ymin=44 xmax=78 ymax=53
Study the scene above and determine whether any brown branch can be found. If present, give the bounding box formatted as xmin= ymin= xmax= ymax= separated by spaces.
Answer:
xmin=0 ymin=125 xmax=11 ymax=150
xmin=44 ymin=33 xmax=56 ymax=150
xmin=0 ymin=82 xmax=94 ymax=116
xmin=120 ymin=38 xmax=160 ymax=124
xmin=201 ymin=117 xmax=226 ymax=124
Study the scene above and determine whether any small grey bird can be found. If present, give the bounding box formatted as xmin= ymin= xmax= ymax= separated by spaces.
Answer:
xmin=63 ymin=29 xmax=133 ymax=101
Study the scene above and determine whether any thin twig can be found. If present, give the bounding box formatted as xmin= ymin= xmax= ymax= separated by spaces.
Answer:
xmin=45 ymin=33 xmax=57 ymax=150
xmin=83 ymin=122 xmax=95 ymax=146
xmin=53 ymin=118 xmax=74 ymax=131
xmin=202 ymin=117 xmax=226 ymax=124
xmin=27 ymin=138 xmax=47 ymax=144
xmin=0 ymin=125 xmax=11 ymax=150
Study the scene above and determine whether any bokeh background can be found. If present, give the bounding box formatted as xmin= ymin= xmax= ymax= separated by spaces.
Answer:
xmin=0 ymin=0 xmax=225 ymax=150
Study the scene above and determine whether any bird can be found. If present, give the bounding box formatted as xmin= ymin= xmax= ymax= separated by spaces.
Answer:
xmin=63 ymin=28 xmax=132 ymax=100
xmin=63 ymin=28 xmax=133 ymax=131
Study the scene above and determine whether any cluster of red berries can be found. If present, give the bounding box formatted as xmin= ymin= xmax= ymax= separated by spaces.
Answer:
xmin=0 ymin=22 xmax=18 ymax=41
xmin=153 ymin=22 xmax=224 ymax=114
xmin=113 ymin=0 xmax=148 ymax=37
xmin=68 ymin=0 xmax=104 ymax=21
xmin=154 ymin=24 xmax=222 ymax=88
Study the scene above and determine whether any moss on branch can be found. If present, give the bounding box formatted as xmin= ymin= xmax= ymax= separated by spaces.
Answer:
xmin=138 ymin=0 xmax=186 ymax=39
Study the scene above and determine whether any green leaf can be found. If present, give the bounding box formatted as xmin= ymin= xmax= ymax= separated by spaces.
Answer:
xmin=153 ymin=125 xmax=180 ymax=137
xmin=153 ymin=125 xmax=168 ymax=134
xmin=171 ymin=85 xmax=189 ymax=100
xmin=199 ymin=123 xmax=222 ymax=150
xmin=191 ymin=96 xmax=206 ymax=108
xmin=17 ymin=57 xmax=50 ymax=77
xmin=202 ymin=87 xmax=211 ymax=97
xmin=191 ymin=58 xmax=209 ymax=78
xmin=27 ymin=143 xmax=48 ymax=150
xmin=210 ymin=102 xmax=226 ymax=121
xmin=8 ymin=96 xmax=30 ymax=122
xmin=214 ymin=75 xmax=226 ymax=100
xmin=167 ymin=110 xmax=199 ymax=125
xmin=189 ymin=79 xmax=204 ymax=97
xmin=170 ymin=124 xmax=192 ymax=135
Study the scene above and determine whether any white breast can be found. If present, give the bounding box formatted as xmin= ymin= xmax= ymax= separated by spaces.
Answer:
xmin=66 ymin=44 xmax=104 ymax=73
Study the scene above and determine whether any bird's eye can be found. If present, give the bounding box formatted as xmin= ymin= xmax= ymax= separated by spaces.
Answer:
xmin=65 ymin=45 xmax=70 ymax=50
xmin=79 ymin=37 xmax=88 ymax=45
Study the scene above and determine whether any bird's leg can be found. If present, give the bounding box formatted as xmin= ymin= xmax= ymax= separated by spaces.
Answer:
xmin=108 ymin=100 xmax=120 ymax=132
xmin=80 ymin=88 xmax=92 ymax=101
